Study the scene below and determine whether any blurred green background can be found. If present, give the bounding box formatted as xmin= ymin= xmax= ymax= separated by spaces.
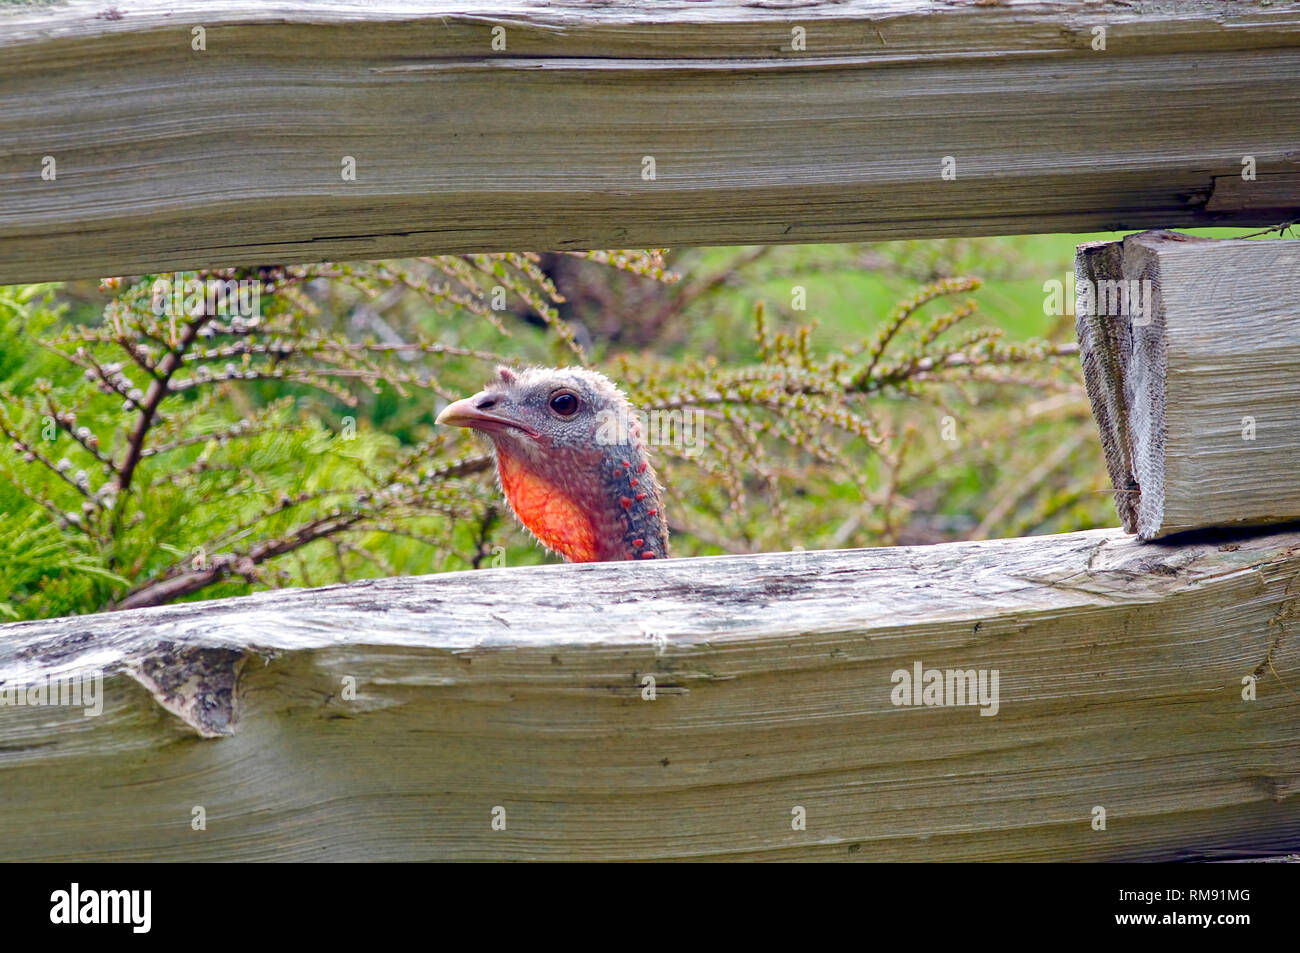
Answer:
xmin=0 ymin=227 xmax=1277 ymax=619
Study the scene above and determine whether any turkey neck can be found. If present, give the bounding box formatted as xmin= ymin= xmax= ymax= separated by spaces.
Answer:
xmin=595 ymin=448 xmax=669 ymax=561
xmin=493 ymin=440 xmax=668 ymax=562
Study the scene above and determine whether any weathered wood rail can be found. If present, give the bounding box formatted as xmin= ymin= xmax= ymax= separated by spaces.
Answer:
xmin=2 ymin=0 xmax=1299 ymax=283
xmin=3 ymin=0 xmax=1300 ymax=864
xmin=1 ymin=527 xmax=1298 ymax=861
xmin=1077 ymin=232 xmax=1300 ymax=540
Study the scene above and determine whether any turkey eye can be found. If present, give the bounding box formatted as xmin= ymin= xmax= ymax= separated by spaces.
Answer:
xmin=549 ymin=390 xmax=580 ymax=417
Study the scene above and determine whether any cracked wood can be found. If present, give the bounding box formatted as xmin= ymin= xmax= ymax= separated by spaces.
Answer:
xmin=1076 ymin=231 xmax=1300 ymax=539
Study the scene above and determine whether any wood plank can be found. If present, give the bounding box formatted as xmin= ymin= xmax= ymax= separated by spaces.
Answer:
xmin=1 ymin=0 xmax=1299 ymax=282
xmin=1 ymin=526 xmax=1298 ymax=861
xmin=1076 ymin=230 xmax=1300 ymax=539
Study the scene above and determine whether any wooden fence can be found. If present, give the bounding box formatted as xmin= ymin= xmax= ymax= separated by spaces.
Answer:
xmin=0 ymin=0 xmax=1298 ymax=283
xmin=2 ymin=527 xmax=1298 ymax=861
xmin=0 ymin=0 xmax=1298 ymax=861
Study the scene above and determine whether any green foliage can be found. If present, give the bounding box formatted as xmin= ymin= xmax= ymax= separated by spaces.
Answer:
xmin=0 ymin=239 xmax=1111 ymax=620
xmin=613 ymin=274 xmax=1089 ymax=555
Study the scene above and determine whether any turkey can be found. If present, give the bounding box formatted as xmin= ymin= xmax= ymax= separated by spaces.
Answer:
xmin=437 ymin=366 xmax=669 ymax=563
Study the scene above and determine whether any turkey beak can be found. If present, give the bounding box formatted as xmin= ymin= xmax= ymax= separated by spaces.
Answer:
xmin=436 ymin=393 xmax=541 ymax=440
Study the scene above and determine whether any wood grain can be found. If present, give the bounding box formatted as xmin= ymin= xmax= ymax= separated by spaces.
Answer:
xmin=1076 ymin=231 xmax=1300 ymax=539
xmin=1 ymin=0 xmax=1298 ymax=282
